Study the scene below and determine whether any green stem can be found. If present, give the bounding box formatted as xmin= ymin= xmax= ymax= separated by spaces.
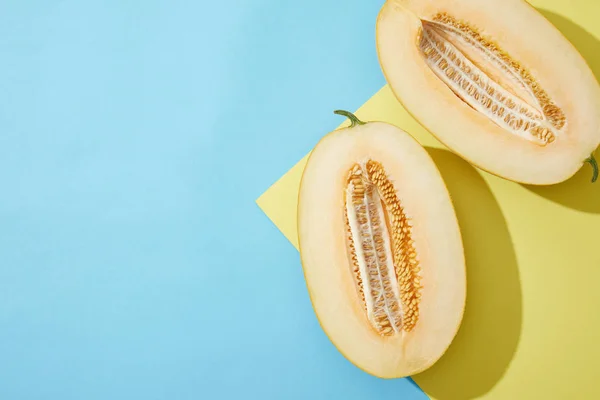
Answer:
xmin=585 ymin=154 xmax=598 ymax=183
xmin=334 ymin=109 xmax=366 ymax=127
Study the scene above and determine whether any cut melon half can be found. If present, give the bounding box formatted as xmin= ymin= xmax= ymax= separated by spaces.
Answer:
xmin=297 ymin=110 xmax=466 ymax=378
xmin=376 ymin=0 xmax=600 ymax=185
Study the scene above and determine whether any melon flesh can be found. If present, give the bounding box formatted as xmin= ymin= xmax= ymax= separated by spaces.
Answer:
xmin=376 ymin=0 xmax=600 ymax=185
xmin=297 ymin=114 xmax=466 ymax=378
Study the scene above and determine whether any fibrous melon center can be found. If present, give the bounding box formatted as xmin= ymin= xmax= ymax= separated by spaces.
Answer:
xmin=344 ymin=160 xmax=421 ymax=336
xmin=417 ymin=12 xmax=566 ymax=146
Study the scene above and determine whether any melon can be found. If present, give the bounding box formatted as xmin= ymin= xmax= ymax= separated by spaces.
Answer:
xmin=376 ymin=0 xmax=600 ymax=185
xmin=297 ymin=110 xmax=466 ymax=378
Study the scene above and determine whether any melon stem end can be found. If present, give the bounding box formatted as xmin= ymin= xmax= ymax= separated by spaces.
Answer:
xmin=585 ymin=154 xmax=598 ymax=183
xmin=334 ymin=110 xmax=365 ymax=128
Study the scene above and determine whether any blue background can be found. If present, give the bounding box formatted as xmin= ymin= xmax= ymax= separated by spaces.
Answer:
xmin=0 ymin=0 xmax=426 ymax=398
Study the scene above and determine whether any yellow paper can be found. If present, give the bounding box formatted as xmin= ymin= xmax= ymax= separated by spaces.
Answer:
xmin=256 ymin=2 xmax=600 ymax=398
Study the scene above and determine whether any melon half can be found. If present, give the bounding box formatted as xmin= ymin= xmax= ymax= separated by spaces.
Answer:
xmin=376 ymin=0 xmax=600 ymax=185
xmin=297 ymin=111 xmax=466 ymax=378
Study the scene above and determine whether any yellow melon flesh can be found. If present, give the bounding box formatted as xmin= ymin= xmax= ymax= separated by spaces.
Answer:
xmin=297 ymin=111 xmax=466 ymax=378
xmin=376 ymin=0 xmax=600 ymax=185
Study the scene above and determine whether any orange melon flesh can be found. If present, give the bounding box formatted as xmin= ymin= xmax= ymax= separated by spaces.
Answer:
xmin=297 ymin=113 xmax=466 ymax=378
xmin=376 ymin=0 xmax=600 ymax=185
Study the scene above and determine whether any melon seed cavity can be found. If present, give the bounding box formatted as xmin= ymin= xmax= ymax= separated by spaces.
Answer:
xmin=418 ymin=12 xmax=566 ymax=145
xmin=344 ymin=160 xmax=421 ymax=335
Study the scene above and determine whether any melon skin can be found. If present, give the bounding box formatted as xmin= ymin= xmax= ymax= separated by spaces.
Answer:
xmin=375 ymin=0 xmax=600 ymax=185
xmin=297 ymin=113 xmax=466 ymax=378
